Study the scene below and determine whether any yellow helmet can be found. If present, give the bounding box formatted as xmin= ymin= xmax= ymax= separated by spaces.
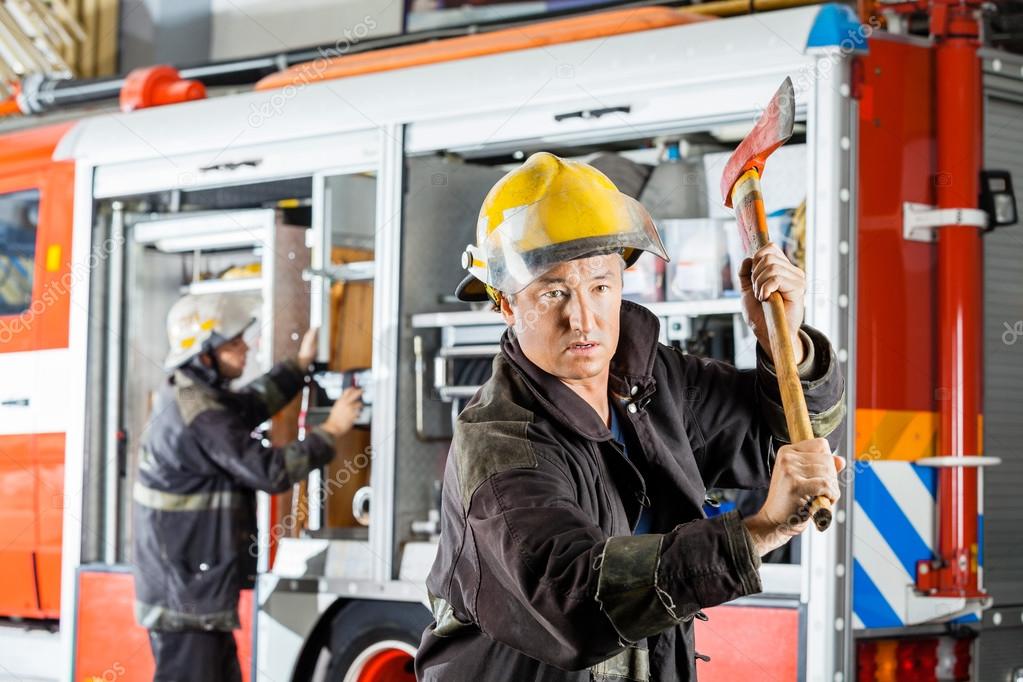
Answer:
xmin=456 ymin=152 xmax=668 ymax=302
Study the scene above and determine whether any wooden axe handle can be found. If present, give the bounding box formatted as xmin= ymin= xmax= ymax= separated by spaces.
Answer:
xmin=291 ymin=384 xmax=314 ymax=536
xmin=292 ymin=479 xmax=309 ymax=537
xmin=730 ymin=169 xmax=833 ymax=532
xmin=763 ymin=291 xmax=832 ymax=530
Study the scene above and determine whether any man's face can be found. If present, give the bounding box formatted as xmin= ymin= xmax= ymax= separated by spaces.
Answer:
xmin=500 ymin=254 xmax=622 ymax=384
xmin=209 ymin=335 xmax=249 ymax=380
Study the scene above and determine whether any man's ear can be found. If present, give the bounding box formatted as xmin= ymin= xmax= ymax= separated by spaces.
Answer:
xmin=499 ymin=294 xmax=515 ymax=327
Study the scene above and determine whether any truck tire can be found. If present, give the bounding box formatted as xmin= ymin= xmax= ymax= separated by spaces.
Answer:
xmin=325 ymin=600 xmax=431 ymax=682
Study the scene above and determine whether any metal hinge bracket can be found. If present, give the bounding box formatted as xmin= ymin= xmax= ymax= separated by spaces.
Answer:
xmin=903 ymin=202 xmax=988 ymax=242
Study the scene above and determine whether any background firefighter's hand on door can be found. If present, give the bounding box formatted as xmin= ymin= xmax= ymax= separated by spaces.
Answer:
xmin=298 ymin=327 xmax=319 ymax=369
xmin=295 ymin=326 xmax=362 ymax=437
xmin=320 ymin=387 xmax=364 ymax=438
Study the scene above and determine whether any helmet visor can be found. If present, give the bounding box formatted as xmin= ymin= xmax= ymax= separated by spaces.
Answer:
xmin=476 ymin=188 xmax=668 ymax=295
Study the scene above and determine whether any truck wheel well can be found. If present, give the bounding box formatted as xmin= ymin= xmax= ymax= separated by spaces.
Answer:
xmin=290 ymin=597 xmax=352 ymax=682
xmin=290 ymin=597 xmax=431 ymax=682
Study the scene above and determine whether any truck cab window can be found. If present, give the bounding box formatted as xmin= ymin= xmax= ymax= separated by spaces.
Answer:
xmin=0 ymin=189 xmax=40 ymax=316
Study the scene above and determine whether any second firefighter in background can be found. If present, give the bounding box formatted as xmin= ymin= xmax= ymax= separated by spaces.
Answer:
xmin=132 ymin=294 xmax=362 ymax=682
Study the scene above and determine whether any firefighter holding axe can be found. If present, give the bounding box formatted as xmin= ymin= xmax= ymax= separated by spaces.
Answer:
xmin=416 ymin=78 xmax=846 ymax=682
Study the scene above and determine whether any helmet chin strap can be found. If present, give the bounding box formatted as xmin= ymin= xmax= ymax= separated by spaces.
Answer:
xmin=182 ymin=352 xmax=221 ymax=387
xmin=207 ymin=349 xmax=224 ymax=383
xmin=201 ymin=330 xmax=247 ymax=387
xmin=194 ymin=336 xmax=228 ymax=387
xmin=485 ymin=283 xmax=503 ymax=308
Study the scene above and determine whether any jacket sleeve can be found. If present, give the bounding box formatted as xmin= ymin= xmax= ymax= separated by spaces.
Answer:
xmin=189 ymin=408 xmax=336 ymax=493
xmin=462 ymin=431 xmax=763 ymax=670
xmin=670 ymin=324 xmax=846 ymax=490
xmin=232 ymin=359 xmax=310 ymax=430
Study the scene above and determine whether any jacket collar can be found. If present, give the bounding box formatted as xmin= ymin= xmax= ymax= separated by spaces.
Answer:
xmin=500 ymin=300 xmax=660 ymax=442
xmin=172 ymin=360 xmax=228 ymax=396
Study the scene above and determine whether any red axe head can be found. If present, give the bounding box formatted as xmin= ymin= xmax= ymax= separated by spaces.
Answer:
xmin=720 ymin=77 xmax=796 ymax=208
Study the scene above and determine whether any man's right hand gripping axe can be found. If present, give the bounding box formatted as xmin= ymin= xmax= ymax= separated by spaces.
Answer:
xmin=720 ymin=77 xmax=835 ymax=532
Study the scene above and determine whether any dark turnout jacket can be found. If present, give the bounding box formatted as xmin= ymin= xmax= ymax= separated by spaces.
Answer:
xmin=415 ymin=301 xmax=845 ymax=681
xmin=132 ymin=359 xmax=335 ymax=631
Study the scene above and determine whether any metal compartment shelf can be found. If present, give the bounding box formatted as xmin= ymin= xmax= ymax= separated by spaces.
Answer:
xmin=181 ymin=277 xmax=263 ymax=295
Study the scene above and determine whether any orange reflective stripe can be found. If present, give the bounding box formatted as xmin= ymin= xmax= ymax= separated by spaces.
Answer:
xmin=855 ymin=409 xmax=983 ymax=461
xmin=855 ymin=408 xmax=935 ymax=461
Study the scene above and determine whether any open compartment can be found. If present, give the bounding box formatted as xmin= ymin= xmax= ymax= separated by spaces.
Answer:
xmin=82 ymin=171 xmax=381 ymax=568
xmin=400 ymin=124 xmax=810 ymax=574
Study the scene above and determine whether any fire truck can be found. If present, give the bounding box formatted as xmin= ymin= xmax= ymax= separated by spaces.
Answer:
xmin=0 ymin=3 xmax=1020 ymax=681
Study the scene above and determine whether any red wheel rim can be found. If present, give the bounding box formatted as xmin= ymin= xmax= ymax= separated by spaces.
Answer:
xmin=356 ymin=648 xmax=415 ymax=682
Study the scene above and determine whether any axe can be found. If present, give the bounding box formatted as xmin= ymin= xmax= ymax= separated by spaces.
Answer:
xmin=720 ymin=77 xmax=833 ymax=532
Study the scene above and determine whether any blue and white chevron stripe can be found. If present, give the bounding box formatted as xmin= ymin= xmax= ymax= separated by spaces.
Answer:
xmin=852 ymin=460 xmax=982 ymax=629
xmin=852 ymin=461 xmax=984 ymax=628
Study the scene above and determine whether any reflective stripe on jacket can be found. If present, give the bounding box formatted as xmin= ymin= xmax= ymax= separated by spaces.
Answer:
xmin=132 ymin=360 xmax=335 ymax=631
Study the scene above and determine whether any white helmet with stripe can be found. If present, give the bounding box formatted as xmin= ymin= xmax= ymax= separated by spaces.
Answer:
xmin=164 ymin=293 xmax=258 ymax=370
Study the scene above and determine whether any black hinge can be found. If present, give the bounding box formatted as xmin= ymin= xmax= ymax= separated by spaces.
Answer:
xmin=199 ymin=159 xmax=262 ymax=173
xmin=554 ymin=105 xmax=631 ymax=122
